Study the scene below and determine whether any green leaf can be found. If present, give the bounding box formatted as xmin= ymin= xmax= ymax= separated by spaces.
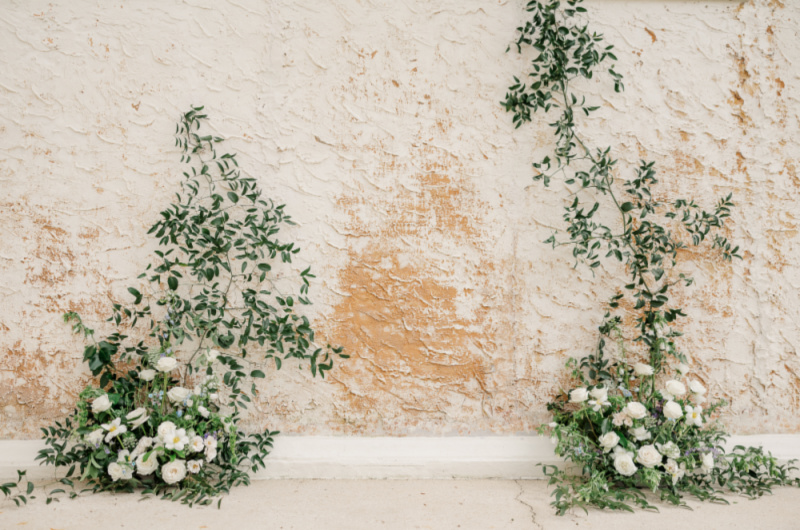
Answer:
xmin=168 ymin=276 xmax=178 ymax=291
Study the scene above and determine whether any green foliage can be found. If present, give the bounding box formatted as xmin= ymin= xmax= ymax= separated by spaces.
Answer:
xmin=4 ymin=107 xmax=346 ymax=508
xmin=504 ymin=0 xmax=798 ymax=514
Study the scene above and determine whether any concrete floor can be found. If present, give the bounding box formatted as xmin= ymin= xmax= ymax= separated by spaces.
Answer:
xmin=1 ymin=480 xmax=799 ymax=530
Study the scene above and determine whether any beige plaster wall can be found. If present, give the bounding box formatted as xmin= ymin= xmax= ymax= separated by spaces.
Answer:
xmin=1 ymin=0 xmax=799 ymax=439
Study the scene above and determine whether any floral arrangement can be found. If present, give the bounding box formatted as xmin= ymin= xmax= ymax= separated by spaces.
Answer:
xmin=2 ymin=106 xmax=345 ymax=507
xmin=503 ymin=0 xmax=800 ymax=514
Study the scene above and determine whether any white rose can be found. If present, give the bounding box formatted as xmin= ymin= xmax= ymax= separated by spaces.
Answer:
xmin=625 ymin=402 xmax=647 ymax=420
xmin=205 ymin=447 xmax=217 ymax=463
xmin=92 ymin=394 xmax=112 ymax=414
xmin=187 ymin=460 xmax=203 ymax=474
xmin=157 ymin=421 xmax=177 ymax=440
xmin=139 ymin=369 xmax=156 ymax=381
xmin=665 ymin=380 xmax=686 ymax=397
xmin=589 ymin=387 xmax=608 ymax=402
xmin=663 ymin=400 xmax=683 ymax=420
xmin=126 ymin=408 xmax=150 ymax=429
xmin=206 ymin=349 xmax=220 ymax=362
xmin=701 ymin=452 xmax=714 ymax=473
xmin=656 ymin=441 xmax=681 ymax=460
xmin=636 ymin=444 xmax=662 ymax=468
xmin=155 ymin=357 xmax=178 ymax=372
xmin=629 ymin=426 xmax=651 ymax=441
xmin=189 ymin=436 xmax=205 ymax=453
xmin=85 ymin=429 xmax=104 ymax=446
xmin=132 ymin=437 xmax=153 ymax=458
xmin=136 ymin=451 xmax=159 ymax=476
xmin=613 ymin=453 xmax=637 ymax=477
xmin=674 ymin=363 xmax=690 ymax=375
xmin=108 ymin=462 xmax=125 ymax=482
xmin=198 ymin=406 xmax=210 ymax=419
xmin=161 ymin=460 xmax=187 ymax=484
xmin=633 ymin=363 xmax=653 ymax=377
xmin=689 ymin=380 xmax=706 ymax=395
xmin=599 ymin=431 xmax=620 ymax=453
xmin=569 ymin=388 xmax=589 ymax=403
xmin=167 ymin=387 xmax=192 ymax=404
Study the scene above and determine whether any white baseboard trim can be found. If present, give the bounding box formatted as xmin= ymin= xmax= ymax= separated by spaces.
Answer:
xmin=2 ymin=434 xmax=798 ymax=480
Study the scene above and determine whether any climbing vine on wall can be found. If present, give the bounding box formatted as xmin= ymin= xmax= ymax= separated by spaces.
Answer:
xmin=503 ymin=0 xmax=799 ymax=514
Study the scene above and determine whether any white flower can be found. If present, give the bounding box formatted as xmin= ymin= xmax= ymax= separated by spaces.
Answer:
xmin=198 ymin=405 xmax=210 ymax=419
xmin=161 ymin=460 xmax=187 ymax=484
xmin=126 ymin=408 xmax=150 ymax=429
xmin=701 ymin=452 xmax=714 ymax=474
xmin=132 ymin=437 xmax=153 ymax=458
xmin=206 ymin=349 xmax=220 ymax=363
xmin=165 ymin=428 xmax=189 ymax=451
xmin=205 ymin=447 xmax=217 ymax=463
xmin=85 ymin=429 xmax=104 ymax=446
xmin=675 ymin=363 xmax=690 ymax=375
xmin=589 ymin=387 xmax=608 ymax=402
xmin=167 ymin=387 xmax=192 ymax=404
xmin=101 ymin=418 xmax=128 ymax=443
xmin=187 ymin=460 xmax=203 ymax=474
xmin=614 ymin=453 xmax=638 ymax=477
xmin=108 ymin=462 xmax=126 ymax=482
xmin=694 ymin=394 xmax=707 ymax=405
xmin=664 ymin=458 xmax=686 ymax=484
xmin=665 ymin=380 xmax=686 ymax=397
xmin=656 ymin=441 xmax=681 ymax=460
xmin=209 ymin=393 xmax=219 ymax=401
xmin=685 ymin=405 xmax=703 ymax=427
xmin=155 ymin=356 xmax=178 ymax=372
xmin=139 ymin=369 xmax=156 ymax=381
xmin=189 ymin=436 xmax=205 ymax=453
xmin=136 ymin=451 xmax=159 ymax=476
xmin=157 ymin=421 xmax=177 ymax=440
xmin=663 ymin=400 xmax=683 ymax=420
xmin=612 ymin=411 xmax=632 ymax=427
xmin=689 ymin=380 xmax=706 ymax=395
xmin=599 ymin=431 xmax=620 ymax=453
xmin=204 ymin=436 xmax=218 ymax=451
xmin=633 ymin=363 xmax=653 ymax=376
xmin=636 ymin=444 xmax=662 ymax=468
xmin=629 ymin=426 xmax=651 ymax=441
xmin=569 ymin=388 xmax=589 ymax=403
xmin=92 ymin=394 xmax=112 ymax=414
xmin=624 ymin=402 xmax=647 ymax=420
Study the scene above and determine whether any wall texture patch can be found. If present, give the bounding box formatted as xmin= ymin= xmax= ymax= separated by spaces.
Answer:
xmin=1 ymin=0 xmax=799 ymax=438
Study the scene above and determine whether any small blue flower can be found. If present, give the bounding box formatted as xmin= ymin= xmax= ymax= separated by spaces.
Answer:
xmin=167 ymin=348 xmax=173 ymax=354
xmin=622 ymin=389 xmax=632 ymax=398
xmin=177 ymin=410 xmax=183 ymax=418
xmin=159 ymin=391 xmax=164 ymax=396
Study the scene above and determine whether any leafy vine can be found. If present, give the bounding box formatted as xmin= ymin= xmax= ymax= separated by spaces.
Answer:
xmin=504 ymin=0 xmax=798 ymax=514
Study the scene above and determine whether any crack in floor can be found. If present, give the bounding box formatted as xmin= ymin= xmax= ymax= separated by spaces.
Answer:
xmin=514 ymin=479 xmax=544 ymax=529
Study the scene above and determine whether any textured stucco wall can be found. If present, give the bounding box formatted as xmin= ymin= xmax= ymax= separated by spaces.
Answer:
xmin=1 ymin=0 xmax=799 ymax=439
